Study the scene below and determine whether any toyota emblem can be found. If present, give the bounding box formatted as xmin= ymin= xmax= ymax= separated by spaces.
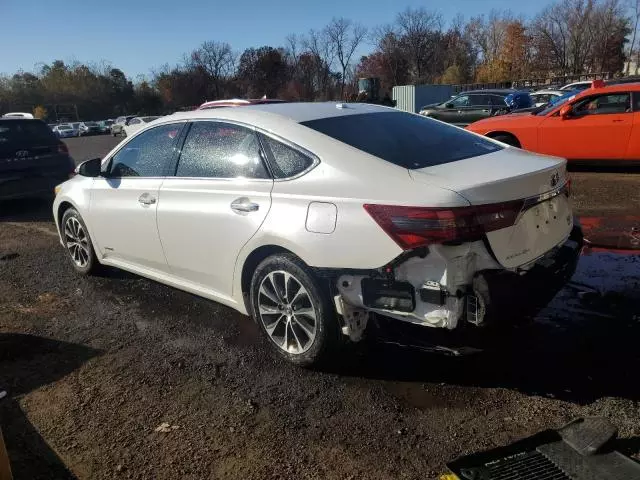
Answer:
xmin=550 ymin=172 xmax=560 ymax=187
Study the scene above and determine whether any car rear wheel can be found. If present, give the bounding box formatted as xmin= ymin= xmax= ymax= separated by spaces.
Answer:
xmin=250 ymin=253 xmax=341 ymax=367
xmin=490 ymin=133 xmax=521 ymax=148
xmin=61 ymin=208 xmax=100 ymax=275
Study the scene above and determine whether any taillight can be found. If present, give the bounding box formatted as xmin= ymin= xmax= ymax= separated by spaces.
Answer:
xmin=364 ymin=201 xmax=524 ymax=250
xmin=58 ymin=143 xmax=69 ymax=154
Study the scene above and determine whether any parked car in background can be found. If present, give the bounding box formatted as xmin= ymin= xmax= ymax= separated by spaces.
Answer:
xmin=560 ymin=81 xmax=593 ymax=91
xmin=53 ymin=123 xmax=79 ymax=138
xmin=2 ymin=112 xmax=34 ymax=119
xmin=53 ymin=102 xmax=581 ymax=366
xmin=198 ymin=98 xmax=286 ymax=110
xmin=466 ymin=81 xmax=639 ymax=164
xmin=98 ymin=119 xmax=114 ymax=134
xmin=111 ymin=116 xmax=135 ymax=136
xmin=123 ymin=116 xmax=161 ymax=137
xmin=529 ymin=89 xmax=565 ymax=107
xmin=79 ymin=121 xmax=101 ymax=136
xmin=419 ymin=90 xmax=532 ymax=126
xmin=0 ymin=117 xmax=74 ymax=200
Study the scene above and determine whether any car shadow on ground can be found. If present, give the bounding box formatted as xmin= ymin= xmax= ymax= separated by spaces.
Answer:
xmin=331 ymin=303 xmax=640 ymax=405
xmin=0 ymin=333 xmax=100 ymax=479
xmin=0 ymin=198 xmax=54 ymax=223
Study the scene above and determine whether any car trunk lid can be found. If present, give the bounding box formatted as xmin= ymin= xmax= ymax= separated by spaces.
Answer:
xmin=409 ymin=148 xmax=573 ymax=268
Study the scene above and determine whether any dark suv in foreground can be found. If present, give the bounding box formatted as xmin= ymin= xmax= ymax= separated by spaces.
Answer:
xmin=419 ymin=89 xmax=532 ymax=126
xmin=0 ymin=118 xmax=75 ymax=200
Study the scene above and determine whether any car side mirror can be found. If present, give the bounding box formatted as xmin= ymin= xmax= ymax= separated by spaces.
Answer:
xmin=76 ymin=157 xmax=102 ymax=177
xmin=559 ymin=104 xmax=573 ymax=118
xmin=445 ymin=103 xmax=454 ymax=109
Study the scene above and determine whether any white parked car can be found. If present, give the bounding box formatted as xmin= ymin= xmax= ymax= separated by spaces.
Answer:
xmin=559 ymin=81 xmax=593 ymax=91
xmin=2 ymin=112 xmax=34 ymax=119
xmin=52 ymin=103 xmax=582 ymax=366
xmin=123 ymin=116 xmax=161 ymax=137
xmin=529 ymin=89 xmax=565 ymax=107
xmin=53 ymin=123 xmax=80 ymax=138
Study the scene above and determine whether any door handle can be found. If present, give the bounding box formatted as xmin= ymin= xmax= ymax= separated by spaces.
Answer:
xmin=138 ymin=193 xmax=156 ymax=205
xmin=231 ymin=197 xmax=259 ymax=214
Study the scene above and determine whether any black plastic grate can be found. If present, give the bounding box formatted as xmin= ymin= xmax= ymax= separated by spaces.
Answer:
xmin=486 ymin=451 xmax=570 ymax=480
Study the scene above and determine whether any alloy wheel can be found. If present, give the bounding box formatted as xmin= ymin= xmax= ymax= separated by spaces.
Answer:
xmin=258 ymin=270 xmax=317 ymax=354
xmin=64 ymin=217 xmax=90 ymax=267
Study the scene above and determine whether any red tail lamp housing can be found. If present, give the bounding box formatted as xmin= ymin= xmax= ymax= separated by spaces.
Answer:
xmin=364 ymin=202 xmax=525 ymax=250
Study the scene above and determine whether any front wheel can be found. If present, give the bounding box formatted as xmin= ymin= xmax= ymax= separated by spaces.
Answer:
xmin=250 ymin=254 xmax=341 ymax=367
xmin=61 ymin=208 xmax=100 ymax=275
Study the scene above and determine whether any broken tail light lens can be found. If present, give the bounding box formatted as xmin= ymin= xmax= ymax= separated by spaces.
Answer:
xmin=364 ymin=201 xmax=524 ymax=250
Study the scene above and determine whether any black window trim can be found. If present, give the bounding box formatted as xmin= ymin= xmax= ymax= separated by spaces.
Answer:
xmin=168 ymin=118 xmax=274 ymax=182
xmin=101 ymin=120 xmax=188 ymax=179
xmin=571 ymin=91 xmax=632 ymax=117
xmin=256 ymin=129 xmax=320 ymax=181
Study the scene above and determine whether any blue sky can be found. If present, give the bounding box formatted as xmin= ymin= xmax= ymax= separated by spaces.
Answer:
xmin=3 ymin=0 xmax=551 ymax=79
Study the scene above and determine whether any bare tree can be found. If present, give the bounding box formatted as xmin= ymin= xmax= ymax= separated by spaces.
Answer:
xmin=627 ymin=0 xmax=640 ymax=74
xmin=394 ymin=7 xmax=443 ymax=82
xmin=187 ymin=41 xmax=236 ymax=98
xmin=304 ymin=28 xmax=335 ymax=99
xmin=324 ymin=18 xmax=367 ymax=98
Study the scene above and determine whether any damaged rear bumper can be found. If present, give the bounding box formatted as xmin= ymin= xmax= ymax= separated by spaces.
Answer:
xmin=334 ymin=223 xmax=583 ymax=343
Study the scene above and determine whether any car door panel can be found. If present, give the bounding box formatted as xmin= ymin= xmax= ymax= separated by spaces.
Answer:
xmin=90 ymin=177 xmax=167 ymax=271
xmin=157 ymin=179 xmax=272 ymax=297
xmin=538 ymin=93 xmax=632 ymax=160
xmin=156 ymin=121 xmax=273 ymax=299
xmin=89 ymin=122 xmax=184 ymax=272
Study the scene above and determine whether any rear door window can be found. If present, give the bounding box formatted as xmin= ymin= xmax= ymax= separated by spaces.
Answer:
xmin=301 ymin=112 xmax=502 ymax=169
xmin=175 ymin=121 xmax=269 ymax=179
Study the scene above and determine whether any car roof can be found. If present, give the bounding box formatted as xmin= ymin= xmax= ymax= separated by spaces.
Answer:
xmin=531 ymin=89 xmax=564 ymax=94
xmin=198 ymin=98 xmax=286 ymax=109
xmin=459 ymin=89 xmax=516 ymax=95
xmin=165 ymin=102 xmax=395 ymax=127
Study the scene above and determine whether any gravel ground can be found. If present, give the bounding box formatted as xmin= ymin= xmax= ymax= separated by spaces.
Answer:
xmin=0 ymin=136 xmax=639 ymax=479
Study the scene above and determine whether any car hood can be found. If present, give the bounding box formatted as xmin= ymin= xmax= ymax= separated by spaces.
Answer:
xmin=468 ymin=111 xmax=543 ymax=130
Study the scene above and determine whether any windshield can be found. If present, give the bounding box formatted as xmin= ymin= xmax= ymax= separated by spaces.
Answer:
xmin=536 ymin=90 xmax=580 ymax=116
xmin=301 ymin=111 xmax=502 ymax=169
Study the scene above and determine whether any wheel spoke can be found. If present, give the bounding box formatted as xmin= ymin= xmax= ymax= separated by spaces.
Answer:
xmin=281 ymin=319 xmax=289 ymax=349
xmin=294 ymin=307 xmax=316 ymax=320
xmin=289 ymin=283 xmax=307 ymax=307
xmin=292 ymin=315 xmax=315 ymax=339
xmin=267 ymin=273 xmax=285 ymax=303
xmin=290 ymin=322 xmax=304 ymax=353
xmin=259 ymin=304 xmax=280 ymax=315
xmin=259 ymin=282 xmax=280 ymax=305
xmin=265 ymin=314 xmax=284 ymax=335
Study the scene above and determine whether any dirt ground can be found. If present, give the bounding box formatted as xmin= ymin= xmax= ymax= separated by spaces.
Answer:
xmin=0 ymin=136 xmax=639 ymax=479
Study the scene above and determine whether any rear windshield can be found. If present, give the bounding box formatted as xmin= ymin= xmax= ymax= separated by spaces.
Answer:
xmin=0 ymin=120 xmax=57 ymax=145
xmin=300 ymin=112 xmax=502 ymax=169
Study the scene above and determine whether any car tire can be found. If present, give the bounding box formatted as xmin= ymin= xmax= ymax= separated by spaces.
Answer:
xmin=60 ymin=208 xmax=100 ymax=275
xmin=250 ymin=253 xmax=341 ymax=367
xmin=491 ymin=134 xmax=521 ymax=148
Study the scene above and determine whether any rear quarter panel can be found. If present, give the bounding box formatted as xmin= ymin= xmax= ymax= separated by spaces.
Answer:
xmin=467 ymin=115 xmax=543 ymax=151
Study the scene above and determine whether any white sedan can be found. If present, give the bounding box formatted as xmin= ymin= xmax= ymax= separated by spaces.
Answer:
xmin=122 ymin=116 xmax=161 ymax=137
xmin=529 ymin=89 xmax=565 ymax=107
xmin=53 ymin=103 xmax=582 ymax=366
